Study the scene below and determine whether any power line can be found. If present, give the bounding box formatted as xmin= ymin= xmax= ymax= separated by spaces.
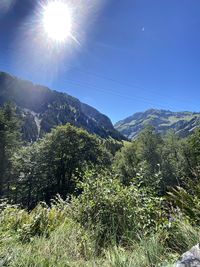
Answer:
xmin=68 ymin=68 xmax=198 ymax=108
xmin=60 ymin=77 xmax=174 ymax=110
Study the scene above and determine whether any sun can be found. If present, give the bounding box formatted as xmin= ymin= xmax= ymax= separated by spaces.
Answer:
xmin=42 ymin=1 xmax=73 ymax=43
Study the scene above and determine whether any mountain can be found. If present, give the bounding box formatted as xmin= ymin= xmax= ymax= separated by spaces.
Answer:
xmin=0 ymin=71 xmax=123 ymax=141
xmin=115 ymin=109 xmax=200 ymax=139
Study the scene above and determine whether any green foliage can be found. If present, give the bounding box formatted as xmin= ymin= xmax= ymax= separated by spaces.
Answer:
xmin=185 ymin=128 xmax=200 ymax=179
xmin=160 ymin=131 xmax=183 ymax=191
xmin=20 ymin=111 xmax=39 ymax=142
xmin=10 ymin=124 xmax=110 ymax=207
xmin=0 ymin=197 xmax=67 ymax=241
xmin=136 ymin=126 xmax=163 ymax=177
xmin=0 ymin=103 xmax=20 ymax=197
xmin=101 ymin=138 xmax=123 ymax=157
xmin=73 ymin=169 xmax=166 ymax=247
xmin=0 ymin=202 xmax=96 ymax=266
xmin=168 ymin=184 xmax=200 ymax=224
xmin=113 ymin=127 xmax=164 ymax=192
xmin=1 ymin=199 xmax=198 ymax=267
xmin=105 ymin=234 xmax=167 ymax=267
xmin=113 ymin=127 xmax=197 ymax=194
xmin=1 ymin=97 xmax=200 ymax=266
xmin=113 ymin=142 xmax=139 ymax=185
xmin=167 ymin=220 xmax=200 ymax=254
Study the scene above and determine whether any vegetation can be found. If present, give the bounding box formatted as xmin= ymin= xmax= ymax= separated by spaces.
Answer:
xmin=1 ymin=104 xmax=200 ymax=266
xmin=0 ymin=104 xmax=20 ymax=197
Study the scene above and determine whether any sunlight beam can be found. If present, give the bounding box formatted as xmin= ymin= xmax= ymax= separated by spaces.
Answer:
xmin=42 ymin=1 xmax=73 ymax=43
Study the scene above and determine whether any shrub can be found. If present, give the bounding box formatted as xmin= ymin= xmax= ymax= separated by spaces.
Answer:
xmin=0 ymin=196 xmax=70 ymax=242
xmin=73 ymin=169 xmax=167 ymax=247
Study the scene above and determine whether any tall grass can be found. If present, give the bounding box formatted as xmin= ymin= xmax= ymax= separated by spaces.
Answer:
xmin=0 ymin=219 xmax=97 ymax=266
xmin=0 ymin=200 xmax=199 ymax=266
xmin=0 ymin=227 xmax=172 ymax=267
xmin=167 ymin=220 xmax=200 ymax=253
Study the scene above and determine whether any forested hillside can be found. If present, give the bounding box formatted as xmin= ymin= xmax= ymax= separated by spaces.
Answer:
xmin=115 ymin=108 xmax=200 ymax=139
xmin=1 ymin=103 xmax=200 ymax=266
xmin=0 ymin=71 xmax=123 ymax=142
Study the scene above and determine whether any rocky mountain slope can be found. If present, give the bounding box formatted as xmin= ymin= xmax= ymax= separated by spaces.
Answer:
xmin=0 ymin=71 xmax=123 ymax=141
xmin=115 ymin=109 xmax=200 ymax=139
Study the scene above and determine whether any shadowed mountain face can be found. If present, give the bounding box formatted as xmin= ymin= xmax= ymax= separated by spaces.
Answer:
xmin=0 ymin=72 xmax=123 ymax=142
xmin=115 ymin=109 xmax=200 ymax=140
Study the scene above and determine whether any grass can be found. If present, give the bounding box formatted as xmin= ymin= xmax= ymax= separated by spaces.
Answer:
xmin=0 ymin=222 xmax=178 ymax=267
xmin=0 ymin=203 xmax=200 ymax=267
xmin=0 ymin=232 xmax=179 ymax=267
xmin=0 ymin=227 xmax=170 ymax=267
xmin=0 ymin=220 xmax=97 ymax=267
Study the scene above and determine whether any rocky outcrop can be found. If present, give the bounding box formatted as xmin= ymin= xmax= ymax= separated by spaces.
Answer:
xmin=176 ymin=244 xmax=200 ymax=266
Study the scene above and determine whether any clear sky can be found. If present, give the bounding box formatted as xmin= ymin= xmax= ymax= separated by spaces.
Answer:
xmin=0 ymin=0 xmax=200 ymax=123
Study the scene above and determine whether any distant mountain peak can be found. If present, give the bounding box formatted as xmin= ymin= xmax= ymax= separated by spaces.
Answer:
xmin=115 ymin=109 xmax=200 ymax=140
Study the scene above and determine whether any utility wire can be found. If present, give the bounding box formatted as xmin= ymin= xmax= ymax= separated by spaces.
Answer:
xmin=60 ymin=77 xmax=174 ymax=110
xmin=67 ymin=68 xmax=198 ymax=109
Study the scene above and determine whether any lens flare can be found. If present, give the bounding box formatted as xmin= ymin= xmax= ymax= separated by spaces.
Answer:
xmin=12 ymin=0 xmax=107 ymax=83
xmin=42 ymin=1 xmax=73 ymax=43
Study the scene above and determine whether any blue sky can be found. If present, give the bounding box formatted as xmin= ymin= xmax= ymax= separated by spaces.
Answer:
xmin=0 ymin=0 xmax=200 ymax=123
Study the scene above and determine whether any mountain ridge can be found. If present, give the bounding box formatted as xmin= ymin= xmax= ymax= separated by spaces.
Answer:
xmin=0 ymin=71 xmax=123 ymax=141
xmin=115 ymin=108 xmax=200 ymax=139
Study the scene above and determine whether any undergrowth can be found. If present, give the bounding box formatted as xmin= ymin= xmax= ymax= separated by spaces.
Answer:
xmin=0 ymin=195 xmax=199 ymax=267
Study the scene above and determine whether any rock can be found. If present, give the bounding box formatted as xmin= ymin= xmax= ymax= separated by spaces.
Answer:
xmin=176 ymin=244 xmax=200 ymax=266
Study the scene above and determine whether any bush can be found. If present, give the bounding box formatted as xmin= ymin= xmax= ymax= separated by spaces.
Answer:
xmin=0 ymin=196 xmax=70 ymax=242
xmin=73 ymin=169 xmax=167 ymax=247
xmin=0 ymin=198 xmax=97 ymax=266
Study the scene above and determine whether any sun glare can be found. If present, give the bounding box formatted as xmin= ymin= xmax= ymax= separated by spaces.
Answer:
xmin=42 ymin=1 xmax=73 ymax=42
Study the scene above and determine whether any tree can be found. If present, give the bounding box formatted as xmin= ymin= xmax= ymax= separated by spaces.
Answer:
xmin=113 ymin=141 xmax=139 ymax=185
xmin=160 ymin=130 xmax=182 ymax=192
xmin=0 ymin=104 xmax=20 ymax=197
xmin=186 ymin=128 xmax=200 ymax=180
xmin=113 ymin=127 xmax=163 ymax=191
xmin=136 ymin=126 xmax=163 ymax=176
xmin=12 ymin=124 xmax=111 ymax=207
xmin=167 ymin=128 xmax=200 ymax=187
xmin=42 ymin=124 xmax=110 ymax=199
